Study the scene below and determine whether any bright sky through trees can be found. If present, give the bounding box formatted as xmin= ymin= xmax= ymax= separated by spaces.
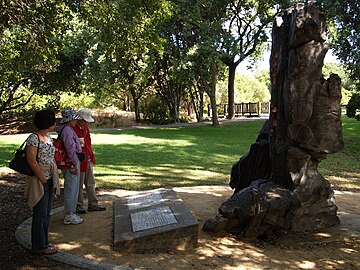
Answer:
xmin=237 ymin=49 xmax=340 ymax=75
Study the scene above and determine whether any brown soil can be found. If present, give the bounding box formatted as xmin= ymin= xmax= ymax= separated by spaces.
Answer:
xmin=49 ymin=186 xmax=360 ymax=270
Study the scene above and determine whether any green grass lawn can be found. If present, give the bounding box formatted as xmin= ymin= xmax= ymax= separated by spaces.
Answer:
xmin=1 ymin=117 xmax=359 ymax=191
xmin=89 ymin=120 xmax=264 ymax=189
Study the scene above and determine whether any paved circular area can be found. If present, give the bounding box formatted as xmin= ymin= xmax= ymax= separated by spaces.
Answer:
xmin=15 ymin=205 xmax=132 ymax=270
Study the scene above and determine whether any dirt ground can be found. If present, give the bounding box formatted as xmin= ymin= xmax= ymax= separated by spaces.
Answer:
xmin=47 ymin=186 xmax=360 ymax=270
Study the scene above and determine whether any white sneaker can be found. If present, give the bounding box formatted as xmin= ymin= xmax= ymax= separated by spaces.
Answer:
xmin=72 ymin=213 xmax=83 ymax=222
xmin=63 ymin=213 xmax=83 ymax=225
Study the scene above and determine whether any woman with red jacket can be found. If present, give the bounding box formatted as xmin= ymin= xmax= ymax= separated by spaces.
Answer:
xmin=74 ymin=109 xmax=106 ymax=213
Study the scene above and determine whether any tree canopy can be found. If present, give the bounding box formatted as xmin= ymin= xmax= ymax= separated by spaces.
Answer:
xmin=1 ymin=0 xmax=358 ymax=122
xmin=0 ymin=0 xmax=84 ymax=113
xmin=320 ymin=0 xmax=360 ymax=83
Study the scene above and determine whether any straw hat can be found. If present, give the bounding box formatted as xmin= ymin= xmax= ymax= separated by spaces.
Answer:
xmin=59 ymin=108 xmax=82 ymax=124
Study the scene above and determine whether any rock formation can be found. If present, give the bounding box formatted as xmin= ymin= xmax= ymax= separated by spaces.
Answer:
xmin=204 ymin=1 xmax=344 ymax=237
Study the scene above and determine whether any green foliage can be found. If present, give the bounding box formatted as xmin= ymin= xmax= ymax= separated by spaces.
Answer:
xmin=216 ymin=79 xmax=228 ymax=104
xmin=217 ymin=71 xmax=270 ymax=103
xmin=255 ymin=69 xmax=271 ymax=90
xmin=235 ymin=74 xmax=270 ymax=102
xmin=59 ymin=93 xmax=97 ymax=110
xmin=0 ymin=120 xmax=264 ymax=189
xmin=218 ymin=0 xmax=279 ymax=118
xmin=41 ymin=16 xmax=90 ymax=94
xmin=319 ymin=0 xmax=360 ymax=82
xmin=2 ymin=0 xmax=359 ymax=124
xmin=346 ymin=93 xmax=360 ymax=119
xmin=141 ymin=96 xmax=173 ymax=125
xmin=0 ymin=1 xmax=76 ymax=114
xmin=219 ymin=0 xmax=276 ymax=64
xmin=80 ymin=0 xmax=171 ymax=121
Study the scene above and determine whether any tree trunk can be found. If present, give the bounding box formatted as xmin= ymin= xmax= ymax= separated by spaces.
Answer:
xmin=133 ymin=98 xmax=141 ymax=122
xmin=204 ymin=2 xmax=345 ymax=237
xmin=269 ymin=2 xmax=344 ymax=231
xmin=199 ymin=91 xmax=204 ymax=121
xmin=170 ymin=106 xmax=180 ymax=120
xmin=190 ymin=85 xmax=204 ymax=122
xmin=161 ymin=82 xmax=182 ymax=121
xmin=130 ymin=88 xmax=141 ymax=122
xmin=210 ymin=63 xmax=219 ymax=126
xmin=227 ymin=63 xmax=237 ymax=119
xmin=209 ymin=95 xmax=219 ymax=126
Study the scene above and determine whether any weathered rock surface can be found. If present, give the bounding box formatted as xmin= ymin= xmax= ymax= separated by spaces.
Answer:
xmin=270 ymin=1 xmax=344 ymax=231
xmin=204 ymin=1 xmax=344 ymax=238
xmin=203 ymin=180 xmax=300 ymax=237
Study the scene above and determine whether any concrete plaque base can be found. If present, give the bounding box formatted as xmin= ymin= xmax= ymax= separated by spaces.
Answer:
xmin=113 ymin=187 xmax=199 ymax=253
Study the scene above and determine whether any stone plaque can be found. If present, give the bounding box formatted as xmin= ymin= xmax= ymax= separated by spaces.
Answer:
xmin=131 ymin=206 xmax=177 ymax=232
xmin=127 ymin=192 xmax=164 ymax=210
xmin=114 ymin=187 xmax=199 ymax=252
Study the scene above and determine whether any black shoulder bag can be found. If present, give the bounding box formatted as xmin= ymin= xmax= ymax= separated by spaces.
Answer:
xmin=9 ymin=134 xmax=40 ymax=176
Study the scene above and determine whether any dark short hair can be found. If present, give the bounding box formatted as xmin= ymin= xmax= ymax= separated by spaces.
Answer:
xmin=34 ymin=110 xmax=56 ymax=130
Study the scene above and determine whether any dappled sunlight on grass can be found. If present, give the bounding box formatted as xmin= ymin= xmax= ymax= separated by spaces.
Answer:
xmin=95 ymin=164 xmax=229 ymax=189
xmin=93 ymin=133 xmax=195 ymax=147
xmin=150 ymin=166 xmax=227 ymax=180
xmin=0 ymin=118 xmax=358 ymax=194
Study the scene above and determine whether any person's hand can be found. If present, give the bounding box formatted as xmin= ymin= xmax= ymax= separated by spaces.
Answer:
xmin=53 ymin=187 xmax=60 ymax=198
xmin=39 ymin=178 xmax=47 ymax=184
xmin=71 ymin=167 xmax=78 ymax=176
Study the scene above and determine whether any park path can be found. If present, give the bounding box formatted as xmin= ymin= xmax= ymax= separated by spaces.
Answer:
xmin=0 ymin=115 xmax=269 ymax=137
xmin=90 ymin=115 xmax=269 ymax=132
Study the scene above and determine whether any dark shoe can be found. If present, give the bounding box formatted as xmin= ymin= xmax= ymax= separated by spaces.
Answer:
xmin=43 ymin=246 xmax=58 ymax=255
xmin=35 ymin=246 xmax=58 ymax=255
xmin=48 ymin=243 xmax=58 ymax=249
xmin=76 ymin=208 xmax=86 ymax=214
xmin=88 ymin=205 xmax=106 ymax=211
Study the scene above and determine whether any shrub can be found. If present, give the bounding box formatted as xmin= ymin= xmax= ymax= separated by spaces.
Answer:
xmin=346 ymin=93 xmax=360 ymax=120
xmin=141 ymin=97 xmax=173 ymax=125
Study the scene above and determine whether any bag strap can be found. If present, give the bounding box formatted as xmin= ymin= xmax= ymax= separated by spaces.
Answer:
xmin=20 ymin=134 xmax=40 ymax=161
xmin=18 ymin=139 xmax=27 ymax=151
xmin=57 ymin=126 xmax=66 ymax=139
xmin=35 ymin=134 xmax=40 ymax=162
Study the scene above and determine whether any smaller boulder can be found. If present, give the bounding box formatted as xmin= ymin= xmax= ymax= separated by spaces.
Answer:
xmin=203 ymin=180 xmax=300 ymax=238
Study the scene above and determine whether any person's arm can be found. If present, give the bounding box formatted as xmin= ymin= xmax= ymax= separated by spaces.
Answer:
xmin=26 ymin=142 xmax=46 ymax=184
xmin=61 ymin=126 xmax=79 ymax=167
xmin=86 ymin=126 xmax=96 ymax=165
